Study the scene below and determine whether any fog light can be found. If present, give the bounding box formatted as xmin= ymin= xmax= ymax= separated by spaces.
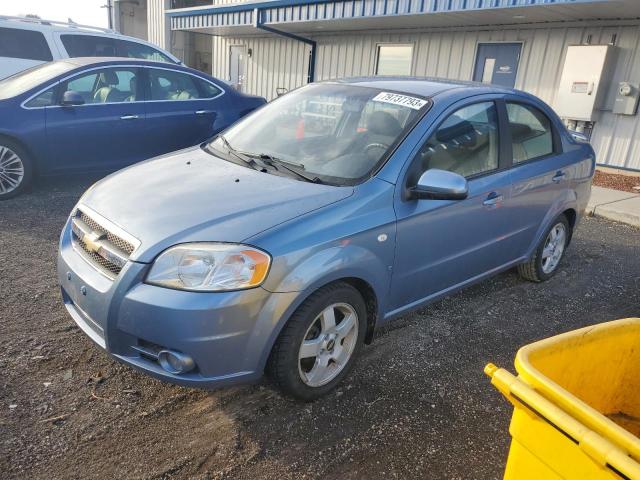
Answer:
xmin=157 ymin=350 xmax=195 ymax=374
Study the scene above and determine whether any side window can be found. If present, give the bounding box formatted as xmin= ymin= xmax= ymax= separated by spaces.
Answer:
xmin=148 ymin=69 xmax=202 ymax=101
xmin=115 ymin=39 xmax=175 ymax=63
xmin=60 ymin=35 xmax=117 ymax=57
xmin=25 ymin=87 xmax=57 ymax=108
xmin=507 ymin=103 xmax=554 ymax=163
xmin=0 ymin=27 xmax=53 ymax=61
xmin=63 ymin=68 xmax=139 ymax=104
xmin=192 ymin=77 xmax=223 ymax=99
xmin=414 ymin=102 xmax=500 ymax=179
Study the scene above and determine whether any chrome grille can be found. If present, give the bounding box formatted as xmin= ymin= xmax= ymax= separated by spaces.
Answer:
xmin=79 ymin=211 xmax=134 ymax=255
xmin=71 ymin=208 xmax=138 ymax=279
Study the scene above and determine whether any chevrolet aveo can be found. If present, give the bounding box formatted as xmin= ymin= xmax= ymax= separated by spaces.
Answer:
xmin=58 ymin=78 xmax=595 ymax=400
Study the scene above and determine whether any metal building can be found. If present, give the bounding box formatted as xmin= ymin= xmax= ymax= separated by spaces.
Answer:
xmin=115 ymin=0 xmax=640 ymax=171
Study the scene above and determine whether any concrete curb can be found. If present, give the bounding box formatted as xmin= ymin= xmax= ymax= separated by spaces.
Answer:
xmin=587 ymin=186 xmax=640 ymax=228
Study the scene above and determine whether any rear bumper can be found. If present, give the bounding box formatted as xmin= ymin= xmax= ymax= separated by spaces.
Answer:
xmin=57 ymin=217 xmax=297 ymax=389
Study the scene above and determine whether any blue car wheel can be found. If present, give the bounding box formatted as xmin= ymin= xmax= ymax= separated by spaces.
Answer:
xmin=0 ymin=139 xmax=32 ymax=200
xmin=267 ymin=282 xmax=367 ymax=401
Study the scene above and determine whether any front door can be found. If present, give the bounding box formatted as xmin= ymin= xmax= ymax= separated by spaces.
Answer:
xmin=229 ymin=45 xmax=246 ymax=92
xmin=46 ymin=66 xmax=147 ymax=173
xmin=473 ymin=43 xmax=522 ymax=88
xmin=389 ymin=100 xmax=515 ymax=312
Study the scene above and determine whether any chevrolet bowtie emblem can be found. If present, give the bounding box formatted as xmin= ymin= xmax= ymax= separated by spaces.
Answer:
xmin=83 ymin=232 xmax=104 ymax=253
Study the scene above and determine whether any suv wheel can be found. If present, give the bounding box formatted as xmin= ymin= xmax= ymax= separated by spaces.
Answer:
xmin=268 ymin=282 xmax=367 ymax=401
xmin=518 ymin=214 xmax=571 ymax=282
xmin=0 ymin=140 xmax=32 ymax=200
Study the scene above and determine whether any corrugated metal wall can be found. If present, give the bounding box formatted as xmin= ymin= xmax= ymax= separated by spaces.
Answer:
xmin=213 ymin=35 xmax=310 ymax=99
xmin=212 ymin=23 xmax=640 ymax=170
xmin=148 ymin=0 xmax=171 ymax=49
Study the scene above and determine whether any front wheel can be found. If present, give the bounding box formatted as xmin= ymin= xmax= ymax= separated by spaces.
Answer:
xmin=518 ymin=214 xmax=571 ymax=282
xmin=0 ymin=140 xmax=33 ymax=200
xmin=267 ymin=282 xmax=367 ymax=401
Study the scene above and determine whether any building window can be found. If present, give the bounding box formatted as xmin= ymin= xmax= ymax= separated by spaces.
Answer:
xmin=375 ymin=44 xmax=413 ymax=76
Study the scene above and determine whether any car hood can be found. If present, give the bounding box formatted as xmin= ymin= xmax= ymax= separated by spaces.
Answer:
xmin=78 ymin=147 xmax=354 ymax=263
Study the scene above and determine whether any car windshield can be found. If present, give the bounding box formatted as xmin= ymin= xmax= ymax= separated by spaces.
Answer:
xmin=208 ymin=83 xmax=429 ymax=185
xmin=0 ymin=61 xmax=77 ymax=100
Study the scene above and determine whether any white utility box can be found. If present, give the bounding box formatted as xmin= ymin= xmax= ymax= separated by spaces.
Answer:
xmin=555 ymin=45 xmax=616 ymax=121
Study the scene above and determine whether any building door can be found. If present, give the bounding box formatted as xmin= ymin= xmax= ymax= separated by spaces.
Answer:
xmin=229 ymin=45 xmax=246 ymax=92
xmin=473 ymin=43 xmax=521 ymax=88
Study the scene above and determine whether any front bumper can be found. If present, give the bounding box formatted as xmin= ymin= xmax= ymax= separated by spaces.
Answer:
xmin=57 ymin=218 xmax=298 ymax=389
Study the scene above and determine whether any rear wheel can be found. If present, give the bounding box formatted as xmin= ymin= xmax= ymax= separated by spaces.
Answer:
xmin=518 ymin=214 xmax=570 ymax=282
xmin=267 ymin=282 xmax=367 ymax=401
xmin=0 ymin=140 xmax=32 ymax=200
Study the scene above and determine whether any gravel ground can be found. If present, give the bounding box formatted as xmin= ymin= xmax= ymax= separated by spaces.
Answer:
xmin=593 ymin=169 xmax=640 ymax=193
xmin=1 ymin=177 xmax=639 ymax=480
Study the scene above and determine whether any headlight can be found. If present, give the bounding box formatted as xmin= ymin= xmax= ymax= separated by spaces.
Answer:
xmin=146 ymin=243 xmax=271 ymax=291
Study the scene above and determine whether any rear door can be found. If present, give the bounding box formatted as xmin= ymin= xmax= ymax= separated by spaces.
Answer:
xmin=390 ymin=97 xmax=515 ymax=311
xmin=45 ymin=66 xmax=147 ymax=173
xmin=504 ymin=98 xmax=574 ymax=257
xmin=143 ymin=67 xmax=225 ymax=156
xmin=0 ymin=26 xmax=54 ymax=80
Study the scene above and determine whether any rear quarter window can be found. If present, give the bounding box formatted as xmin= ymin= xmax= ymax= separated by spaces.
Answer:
xmin=60 ymin=34 xmax=175 ymax=63
xmin=0 ymin=27 xmax=53 ymax=61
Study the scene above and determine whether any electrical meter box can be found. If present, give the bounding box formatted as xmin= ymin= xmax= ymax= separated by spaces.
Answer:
xmin=613 ymin=82 xmax=640 ymax=115
xmin=555 ymin=45 xmax=616 ymax=121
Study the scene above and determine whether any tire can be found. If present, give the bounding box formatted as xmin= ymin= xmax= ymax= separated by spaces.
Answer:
xmin=518 ymin=214 xmax=571 ymax=282
xmin=267 ymin=282 xmax=367 ymax=401
xmin=0 ymin=139 xmax=33 ymax=200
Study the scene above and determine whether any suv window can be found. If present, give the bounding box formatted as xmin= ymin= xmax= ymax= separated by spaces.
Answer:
xmin=148 ymin=69 xmax=218 ymax=100
xmin=507 ymin=103 xmax=554 ymax=163
xmin=60 ymin=34 xmax=175 ymax=63
xmin=0 ymin=27 xmax=52 ymax=61
xmin=62 ymin=68 xmax=140 ymax=104
xmin=413 ymin=102 xmax=500 ymax=179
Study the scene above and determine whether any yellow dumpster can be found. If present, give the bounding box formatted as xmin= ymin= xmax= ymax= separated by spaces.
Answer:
xmin=486 ymin=318 xmax=640 ymax=480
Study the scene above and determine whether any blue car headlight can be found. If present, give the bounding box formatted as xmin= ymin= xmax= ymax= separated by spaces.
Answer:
xmin=146 ymin=243 xmax=271 ymax=291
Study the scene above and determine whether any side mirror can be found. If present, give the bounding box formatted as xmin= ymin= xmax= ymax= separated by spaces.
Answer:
xmin=410 ymin=169 xmax=468 ymax=200
xmin=61 ymin=90 xmax=84 ymax=106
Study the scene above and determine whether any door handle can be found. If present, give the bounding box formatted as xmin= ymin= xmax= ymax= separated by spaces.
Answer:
xmin=483 ymin=192 xmax=504 ymax=207
xmin=195 ymin=110 xmax=211 ymax=115
xmin=552 ymin=171 xmax=566 ymax=183
xmin=120 ymin=114 xmax=139 ymax=120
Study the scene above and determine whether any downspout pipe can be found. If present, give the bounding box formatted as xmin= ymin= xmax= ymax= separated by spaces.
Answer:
xmin=253 ymin=8 xmax=316 ymax=83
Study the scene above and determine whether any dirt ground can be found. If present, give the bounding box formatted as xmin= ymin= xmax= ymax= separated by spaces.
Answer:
xmin=593 ymin=169 xmax=640 ymax=193
xmin=1 ymin=176 xmax=639 ymax=480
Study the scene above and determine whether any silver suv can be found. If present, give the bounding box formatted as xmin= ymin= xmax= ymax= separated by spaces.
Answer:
xmin=0 ymin=15 xmax=180 ymax=80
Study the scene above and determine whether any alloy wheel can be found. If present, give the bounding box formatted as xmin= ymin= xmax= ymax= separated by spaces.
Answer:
xmin=298 ymin=303 xmax=359 ymax=387
xmin=0 ymin=146 xmax=25 ymax=196
xmin=541 ymin=223 xmax=566 ymax=274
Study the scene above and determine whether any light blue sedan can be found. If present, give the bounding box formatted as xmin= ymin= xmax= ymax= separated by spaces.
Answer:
xmin=57 ymin=78 xmax=595 ymax=400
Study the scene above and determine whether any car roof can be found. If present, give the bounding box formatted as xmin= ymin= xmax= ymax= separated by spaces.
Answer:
xmin=56 ymin=57 xmax=180 ymax=68
xmin=331 ymin=76 xmax=515 ymax=98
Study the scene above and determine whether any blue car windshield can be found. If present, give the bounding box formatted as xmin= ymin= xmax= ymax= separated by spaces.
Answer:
xmin=0 ymin=61 xmax=77 ymax=100
xmin=209 ymin=83 xmax=430 ymax=185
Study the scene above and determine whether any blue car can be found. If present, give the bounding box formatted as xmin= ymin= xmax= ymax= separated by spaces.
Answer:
xmin=0 ymin=57 xmax=266 ymax=199
xmin=57 ymin=78 xmax=595 ymax=400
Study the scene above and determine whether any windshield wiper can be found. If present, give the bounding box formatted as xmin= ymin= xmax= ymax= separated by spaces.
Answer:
xmin=215 ymin=135 xmax=261 ymax=170
xmin=245 ymin=152 xmax=323 ymax=184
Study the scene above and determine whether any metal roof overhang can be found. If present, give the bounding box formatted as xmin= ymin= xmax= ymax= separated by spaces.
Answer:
xmin=168 ymin=0 xmax=640 ymax=36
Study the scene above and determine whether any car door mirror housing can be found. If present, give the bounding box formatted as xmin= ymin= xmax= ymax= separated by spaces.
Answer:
xmin=61 ymin=90 xmax=84 ymax=107
xmin=410 ymin=169 xmax=469 ymax=200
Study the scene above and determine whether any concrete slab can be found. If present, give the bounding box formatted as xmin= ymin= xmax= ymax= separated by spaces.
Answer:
xmin=587 ymin=186 xmax=640 ymax=228
xmin=587 ymin=186 xmax=638 ymax=213
xmin=594 ymin=196 xmax=640 ymax=228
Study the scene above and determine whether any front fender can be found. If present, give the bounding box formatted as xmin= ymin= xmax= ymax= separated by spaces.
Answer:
xmin=251 ymin=244 xmax=392 ymax=372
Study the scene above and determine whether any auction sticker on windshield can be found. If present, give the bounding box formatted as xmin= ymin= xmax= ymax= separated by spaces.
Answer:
xmin=373 ymin=92 xmax=428 ymax=110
